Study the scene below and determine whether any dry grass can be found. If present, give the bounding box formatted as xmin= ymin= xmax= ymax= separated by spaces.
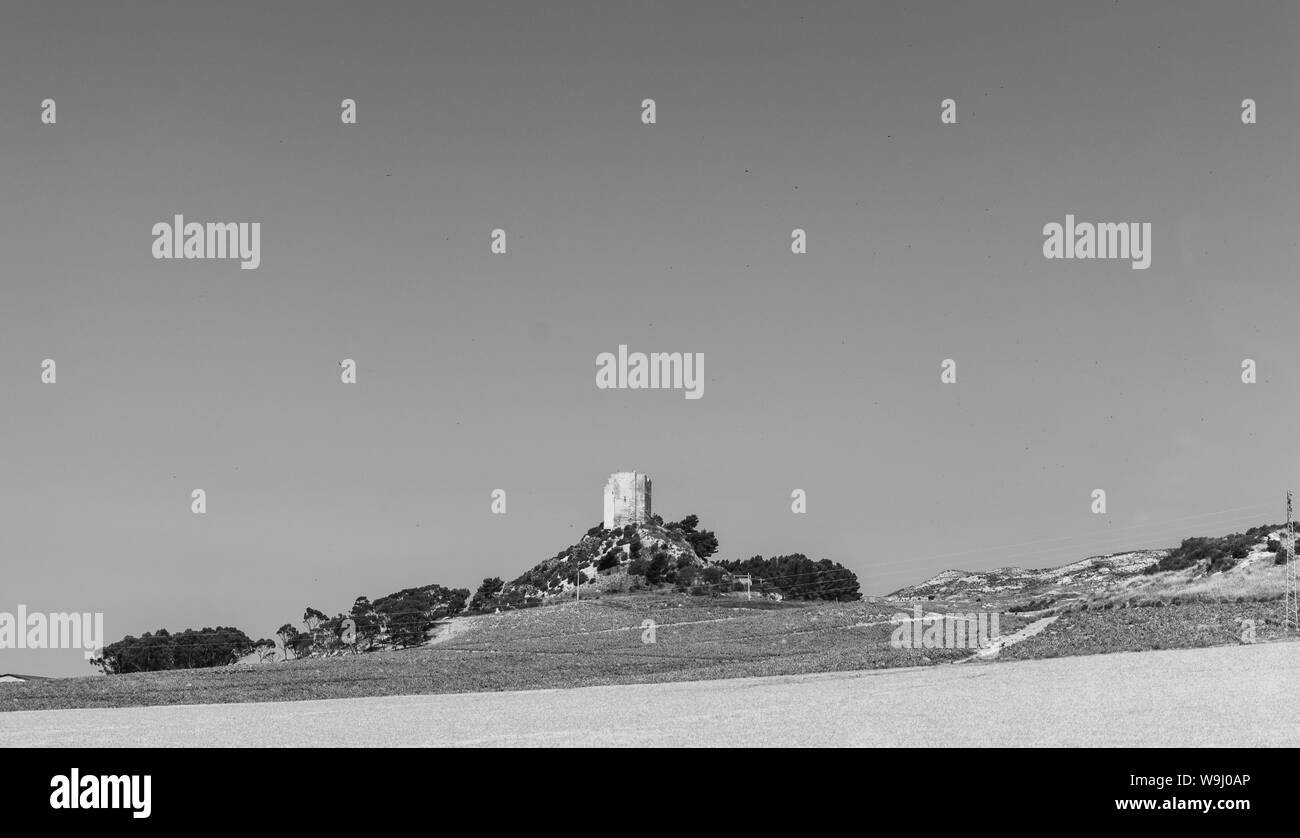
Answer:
xmin=1082 ymin=559 xmax=1286 ymax=610
xmin=2 ymin=595 xmax=1005 ymax=713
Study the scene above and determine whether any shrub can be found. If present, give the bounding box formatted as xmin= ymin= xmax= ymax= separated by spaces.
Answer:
xmin=1148 ymin=531 xmax=1267 ymax=575
xmin=645 ymin=552 xmax=671 ymax=584
xmin=469 ymin=577 xmax=505 ymax=612
xmin=93 ymin=627 xmax=256 ymax=674
xmin=714 ymin=554 xmax=861 ymax=601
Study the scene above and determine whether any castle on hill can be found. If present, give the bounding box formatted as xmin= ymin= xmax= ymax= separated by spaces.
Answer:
xmin=603 ymin=471 xmax=651 ymax=530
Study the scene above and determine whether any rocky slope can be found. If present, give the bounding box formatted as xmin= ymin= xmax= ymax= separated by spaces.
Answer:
xmin=890 ymin=523 xmax=1295 ymax=611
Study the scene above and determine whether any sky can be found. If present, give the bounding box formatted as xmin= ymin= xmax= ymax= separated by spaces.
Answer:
xmin=1 ymin=0 xmax=1298 ymax=676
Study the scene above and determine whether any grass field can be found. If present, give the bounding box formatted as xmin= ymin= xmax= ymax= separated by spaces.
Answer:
xmin=1000 ymin=600 xmax=1282 ymax=660
xmin=1 ymin=594 xmax=1019 ymax=712
xmin=2 ymin=589 xmax=1280 ymax=713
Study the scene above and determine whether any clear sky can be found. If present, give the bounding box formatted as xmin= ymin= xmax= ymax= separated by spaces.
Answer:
xmin=2 ymin=0 xmax=1298 ymax=676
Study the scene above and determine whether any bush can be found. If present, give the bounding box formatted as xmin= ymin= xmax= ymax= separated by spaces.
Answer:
xmin=592 ymin=573 xmax=634 ymax=595
xmin=93 ymin=627 xmax=256 ymax=674
xmin=373 ymin=584 xmax=470 ymax=647
xmin=714 ymin=554 xmax=861 ymax=601
xmin=469 ymin=577 xmax=505 ymax=612
xmin=1148 ymin=532 xmax=1266 ymax=575
xmin=645 ymin=552 xmax=671 ymax=585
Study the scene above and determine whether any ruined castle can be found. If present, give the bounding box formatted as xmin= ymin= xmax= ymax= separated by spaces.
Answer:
xmin=603 ymin=471 xmax=652 ymax=530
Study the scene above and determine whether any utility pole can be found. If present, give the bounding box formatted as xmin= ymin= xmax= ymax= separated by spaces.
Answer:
xmin=1285 ymin=491 xmax=1297 ymax=632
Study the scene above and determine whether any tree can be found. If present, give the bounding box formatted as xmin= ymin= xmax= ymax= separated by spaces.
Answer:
xmin=645 ymin=552 xmax=671 ymax=585
xmin=172 ymin=627 xmax=255 ymax=669
xmin=714 ymin=554 xmax=861 ymax=601
xmin=318 ymin=613 xmax=348 ymax=653
xmin=348 ymin=597 xmax=381 ymax=652
xmin=253 ymin=639 xmax=278 ymax=663
xmin=92 ymin=632 xmax=174 ymax=674
xmin=276 ymin=624 xmax=302 ymax=661
xmin=469 ymin=577 xmax=505 ymax=612
xmin=385 ymin=610 xmax=433 ymax=649
xmin=675 ymin=565 xmax=701 ymax=591
xmin=302 ymin=607 xmax=327 ymax=633
xmin=664 ymin=514 xmax=718 ymax=559
xmin=667 ymin=514 xmax=699 ymax=532
xmin=373 ymin=584 xmax=470 ymax=648
xmin=685 ymin=529 xmax=719 ymax=560
xmin=91 ymin=627 xmax=255 ymax=674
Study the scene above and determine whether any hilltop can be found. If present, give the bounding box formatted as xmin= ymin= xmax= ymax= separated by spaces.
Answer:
xmin=497 ymin=517 xmax=719 ymax=605
xmin=469 ymin=513 xmax=860 ymax=611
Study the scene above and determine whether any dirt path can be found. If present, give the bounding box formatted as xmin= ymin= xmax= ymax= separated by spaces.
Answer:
xmin=966 ymin=615 xmax=1058 ymax=661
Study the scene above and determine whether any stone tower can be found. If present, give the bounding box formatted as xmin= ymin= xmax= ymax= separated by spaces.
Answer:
xmin=603 ymin=471 xmax=652 ymax=530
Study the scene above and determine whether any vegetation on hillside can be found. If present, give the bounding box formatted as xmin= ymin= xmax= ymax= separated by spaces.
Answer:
xmin=1143 ymin=524 xmax=1287 ymax=575
xmin=89 ymin=513 xmax=859 ymax=673
xmin=91 ymin=627 xmax=271 ymax=674
xmin=715 ymin=554 xmax=861 ymax=602
xmin=280 ymin=584 xmax=470 ymax=659
xmin=481 ymin=514 xmax=859 ymax=610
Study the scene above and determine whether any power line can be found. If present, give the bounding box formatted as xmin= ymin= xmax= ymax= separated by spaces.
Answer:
xmin=1284 ymin=491 xmax=1297 ymax=632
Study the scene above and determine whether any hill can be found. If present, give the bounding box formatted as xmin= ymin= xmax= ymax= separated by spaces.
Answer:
xmin=889 ymin=550 xmax=1165 ymax=609
xmin=892 ymin=522 xmax=1294 ymax=614
xmin=507 ymin=520 xmax=711 ymax=596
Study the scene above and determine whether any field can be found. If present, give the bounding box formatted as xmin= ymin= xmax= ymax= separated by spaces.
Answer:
xmin=1000 ymin=601 xmax=1282 ymax=660
xmin=2 ymin=587 xmax=1284 ymax=714
xmin=5 ymin=642 xmax=1294 ymax=747
xmin=2 ymin=594 xmax=1018 ymax=712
